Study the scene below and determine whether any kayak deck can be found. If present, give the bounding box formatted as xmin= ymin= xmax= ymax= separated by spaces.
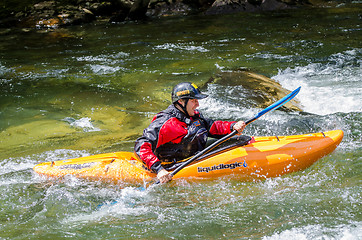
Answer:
xmin=34 ymin=151 xmax=154 ymax=183
xmin=180 ymin=130 xmax=344 ymax=180
xmin=33 ymin=130 xmax=344 ymax=183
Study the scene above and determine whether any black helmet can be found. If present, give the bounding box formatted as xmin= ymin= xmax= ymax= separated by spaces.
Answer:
xmin=171 ymin=82 xmax=208 ymax=103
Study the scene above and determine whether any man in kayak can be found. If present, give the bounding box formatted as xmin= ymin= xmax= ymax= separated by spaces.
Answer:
xmin=134 ymin=82 xmax=246 ymax=183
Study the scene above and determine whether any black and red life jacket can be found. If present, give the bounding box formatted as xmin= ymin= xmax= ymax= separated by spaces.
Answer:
xmin=134 ymin=104 xmax=235 ymax=171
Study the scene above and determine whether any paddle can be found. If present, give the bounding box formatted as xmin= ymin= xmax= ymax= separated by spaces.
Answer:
xmin=165 ymin=86 xmax=301 ymax=180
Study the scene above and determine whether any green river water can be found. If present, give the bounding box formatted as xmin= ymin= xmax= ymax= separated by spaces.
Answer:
xmin=0 ymin=4 xmax=361 ymax=239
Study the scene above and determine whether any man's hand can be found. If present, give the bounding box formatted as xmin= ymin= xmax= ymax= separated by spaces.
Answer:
xmin=233 ymin=121 xmax=246 ymax=133
xmin=157 ymin=169 xmax=172 ymax=184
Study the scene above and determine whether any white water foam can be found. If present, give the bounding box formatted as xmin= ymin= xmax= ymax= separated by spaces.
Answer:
xmin=0 ymin=149 xmax=90 ymax=186
xmin=88 ymin=64 xmax=123 ymax=74
xmin=75 ymin=52 xmax=130 ymax=64
xmin=154 ymin=42 xmax=209 ymax=52
xmin=273 ymin=49 xmax=362 ymax=115
xmin=63 ymin=186 xmax=149 ymax=225
xmin=263 ymin=222 xmax=362 ymax=240
xmin=198 ymin=83 xmax=288 ymax=123
xmin=64 ymin=117 xmax=100 ymax=132
xmin=75 ymin=53 xmax=129 ymax=75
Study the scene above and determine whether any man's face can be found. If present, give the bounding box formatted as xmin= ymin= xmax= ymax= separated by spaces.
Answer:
xmin=185 ymin=98 xmax=199 ymax=117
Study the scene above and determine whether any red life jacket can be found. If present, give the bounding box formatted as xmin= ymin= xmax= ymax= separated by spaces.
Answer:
xmin=134 ymin=104 xmax=235 ymax=172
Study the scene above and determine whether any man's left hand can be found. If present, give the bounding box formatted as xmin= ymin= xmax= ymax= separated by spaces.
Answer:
xmin=233 ymin=121 xmax=246 ymax=133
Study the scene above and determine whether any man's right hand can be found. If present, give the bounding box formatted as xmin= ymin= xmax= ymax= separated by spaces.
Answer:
xmin=157 ymin=169 xmax=172 ymax=184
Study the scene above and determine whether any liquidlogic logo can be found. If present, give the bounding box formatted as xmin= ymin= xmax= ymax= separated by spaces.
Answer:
xmin=197 ymin=161 xmax=247 ymax=173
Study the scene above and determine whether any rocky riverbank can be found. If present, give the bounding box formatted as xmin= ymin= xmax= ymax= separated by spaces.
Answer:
xmin=0 ymin=0 xmax=332 ymax=29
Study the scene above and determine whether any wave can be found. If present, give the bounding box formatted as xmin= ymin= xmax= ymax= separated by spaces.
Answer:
xmin=273 ymin=49 xmax=362 ymax=115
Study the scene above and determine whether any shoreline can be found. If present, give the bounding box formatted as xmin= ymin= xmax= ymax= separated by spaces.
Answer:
xmin=0 ymin=0 xmax=342 ymax=30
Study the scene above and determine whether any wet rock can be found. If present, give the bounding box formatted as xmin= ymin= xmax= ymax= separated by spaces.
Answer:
xmin=109 ymin=10 xmax=129 ymax=22
xmin=13 ymin=0 xmax=115 ymax=29
xmin=109 ymin=0 xmax=133 ymax=22
xmin=33 ymin=1 xmax=56 ymax=10
xmin=128 ymin=0 xmax=151 ymax=20
xmin=205 ymin=0 xmax=257 ymax=14
xmin=206 ymin=69 xmax=302 ymax=111
xmin=88 ymin=1 xmax=114 ymax=15
xmin=147 ymin=0 xmax=196 ymax=17
xmin=205 ymin=0 xmax=306 ymax=15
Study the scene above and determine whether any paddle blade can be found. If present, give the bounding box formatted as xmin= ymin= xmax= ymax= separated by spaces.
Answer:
xmin=246 ymin=86 xmax=301 ymax=125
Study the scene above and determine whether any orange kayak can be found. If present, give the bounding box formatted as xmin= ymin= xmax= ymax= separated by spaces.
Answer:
xmin=33 ymin=130 xmax=343 ymax=183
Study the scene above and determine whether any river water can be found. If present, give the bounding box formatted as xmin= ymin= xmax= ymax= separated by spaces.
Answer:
xmin=0 ymin=4 xmax=361 ymax=239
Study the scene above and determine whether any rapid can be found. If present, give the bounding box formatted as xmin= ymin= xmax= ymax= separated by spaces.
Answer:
xmin=0 ymin=4 xmax=361 ymax=239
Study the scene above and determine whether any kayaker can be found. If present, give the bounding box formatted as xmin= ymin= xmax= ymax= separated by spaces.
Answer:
xmin=134 ymin=82 xmax=246 ymax=183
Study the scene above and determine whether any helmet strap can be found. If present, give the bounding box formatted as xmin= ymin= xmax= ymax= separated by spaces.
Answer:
xmin=175 ymin=98 xmax=190 ymax=118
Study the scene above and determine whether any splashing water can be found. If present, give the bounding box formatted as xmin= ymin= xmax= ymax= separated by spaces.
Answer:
xmin=274 ymin=49 xmax=361 ymax=115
